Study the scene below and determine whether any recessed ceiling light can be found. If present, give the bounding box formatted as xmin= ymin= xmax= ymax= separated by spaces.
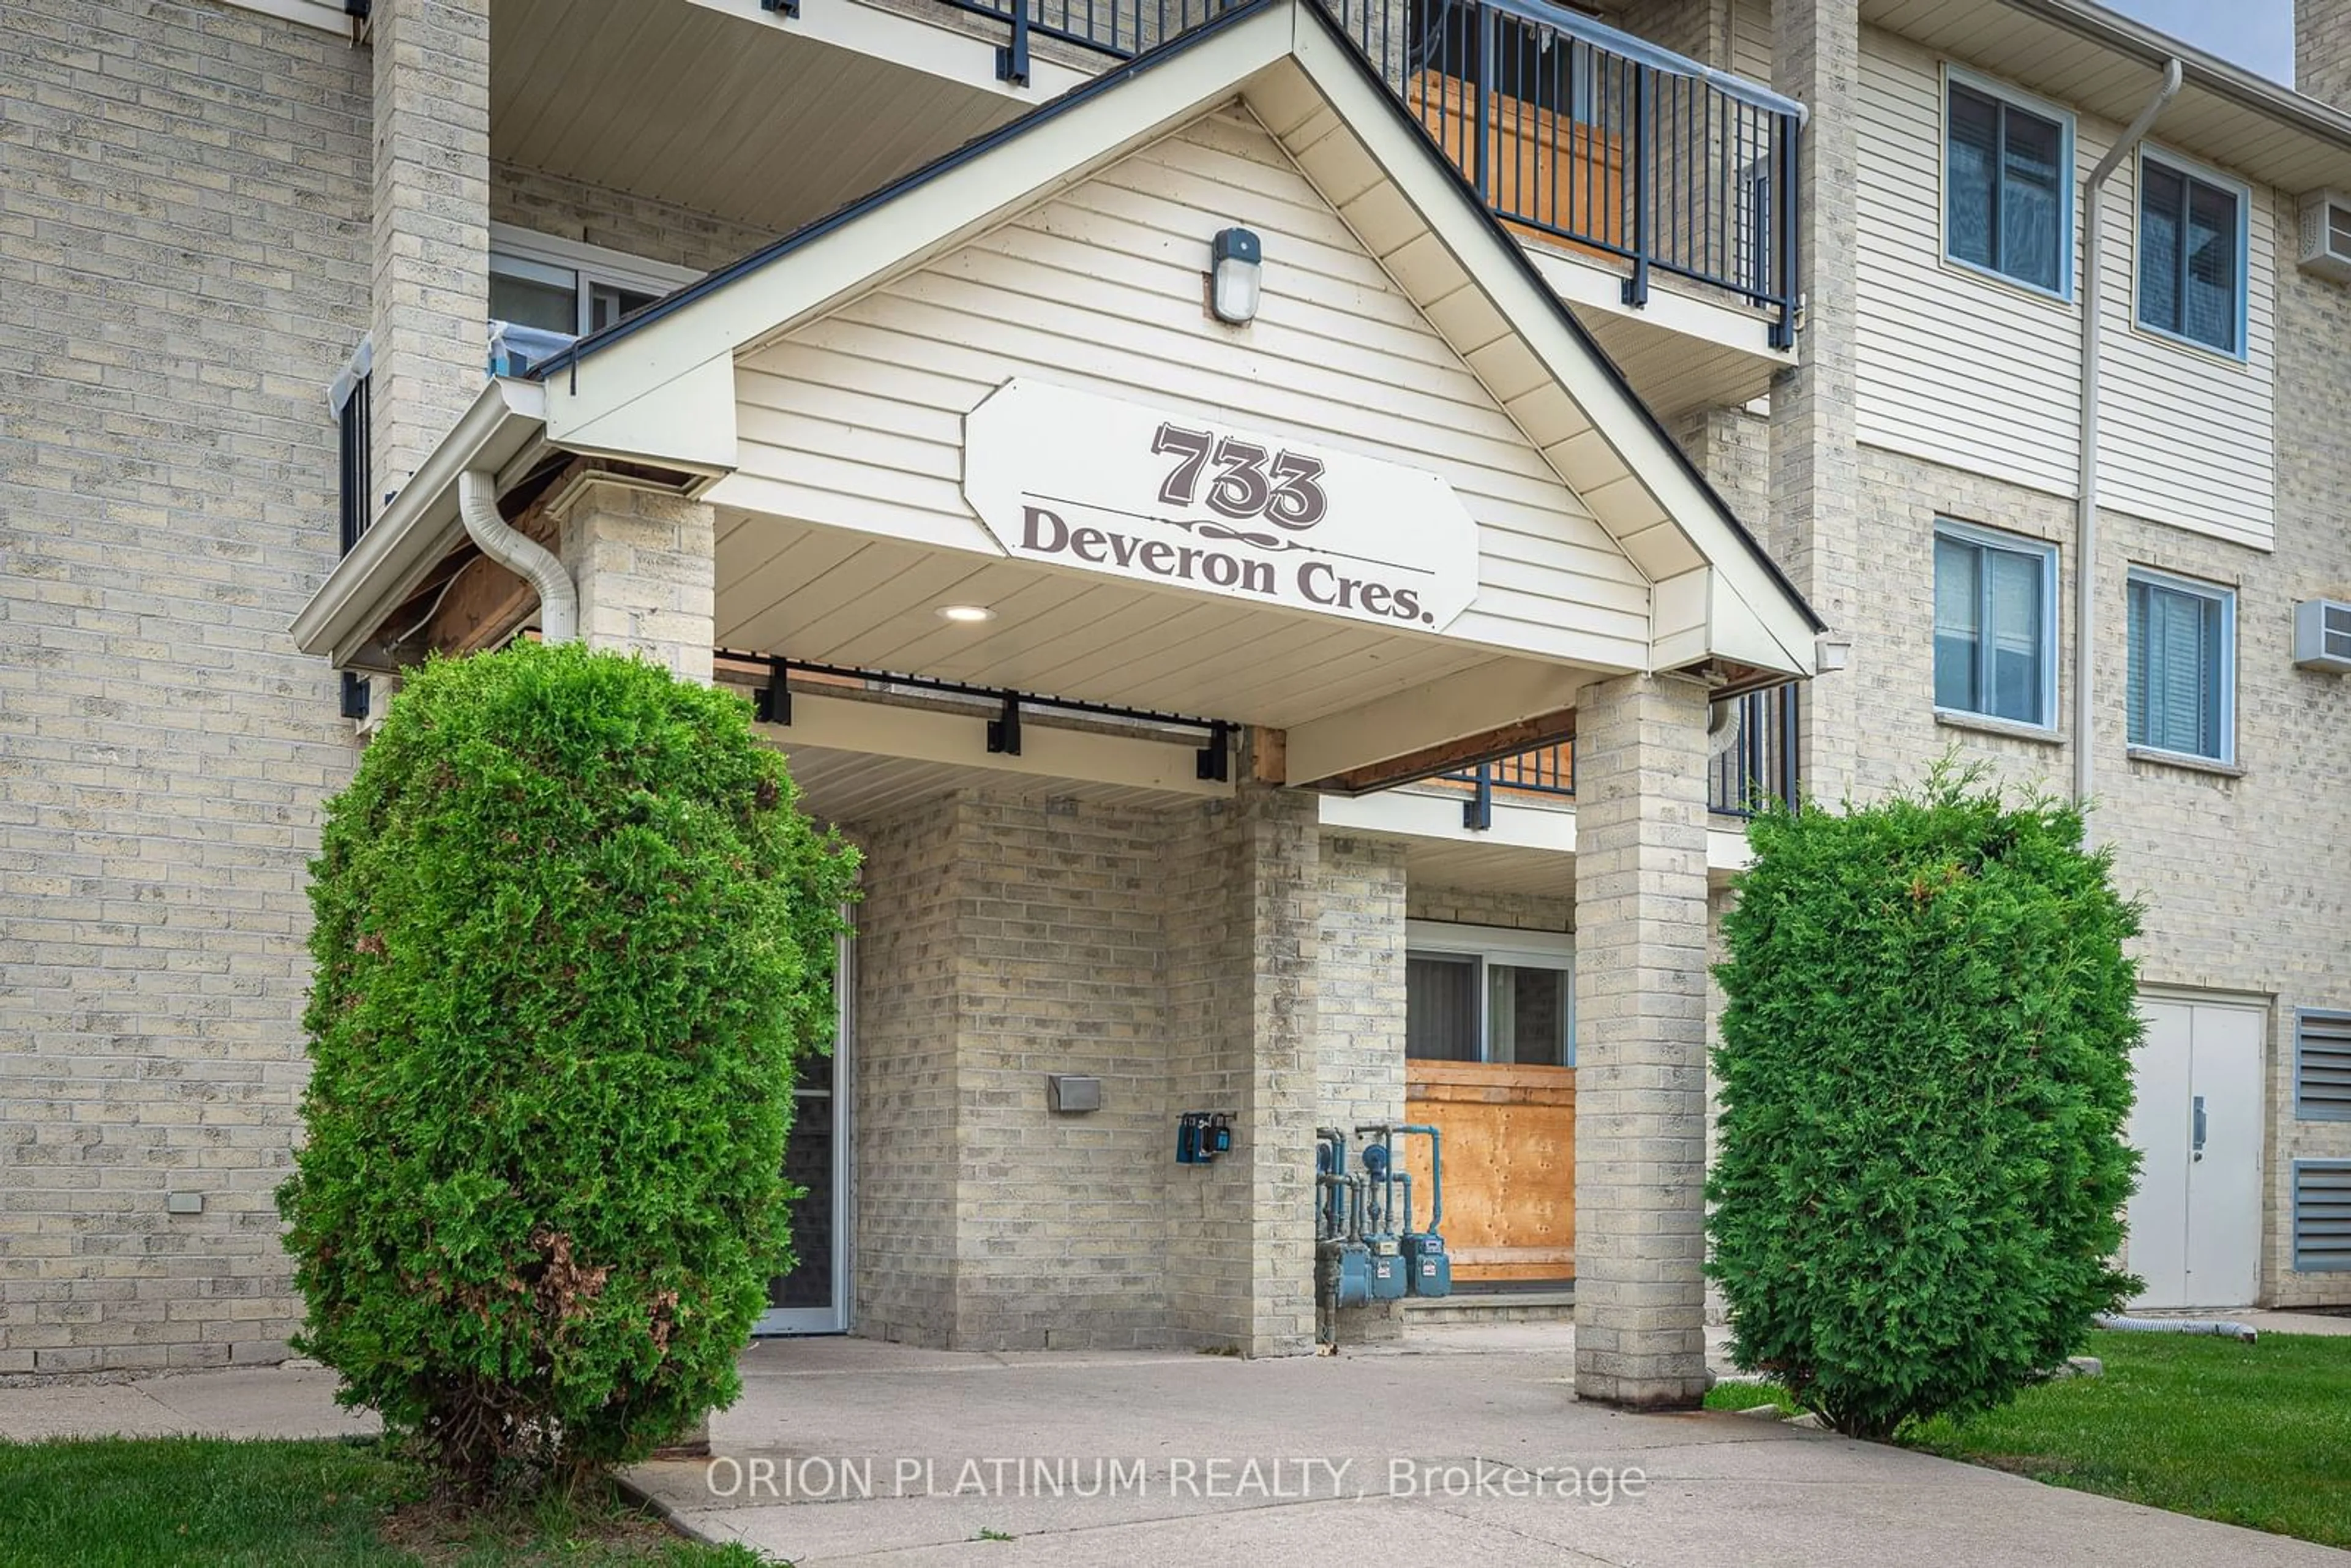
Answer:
xmin=937 ymin=604 xmax=995 ymax=623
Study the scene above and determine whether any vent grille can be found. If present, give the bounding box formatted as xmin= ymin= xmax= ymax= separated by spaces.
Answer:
xmin=2298 ymin=1010 xmax=2351 ymax=1120
xmin=2293 ymin=1161 xmax=2351 ymax=1272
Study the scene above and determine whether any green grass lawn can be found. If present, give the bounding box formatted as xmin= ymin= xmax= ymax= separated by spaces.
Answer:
xmin=1711 ymin=1330 xmax=2351 ymax=1550
xmin=0 ymin=1436 xmax=774 ymax=1567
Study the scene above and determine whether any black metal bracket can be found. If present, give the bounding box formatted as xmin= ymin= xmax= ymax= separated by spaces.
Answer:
xmin=1461 ymin=764 xmax=1493 ymax=832
xmin=340 ymin=672 xmax=371 ymax=722
xmin=754 ymin=662 xmax=790 ymax=726
xmin=1194 ymin=720 xmax=1231 ymax=782
xmin=996 ymin=1 xmax=1030 ymax=84
xmin=986 ymin=696 xmax=1022 ymax=756
xmin=760 ymin=0 xmax=800 ymax=16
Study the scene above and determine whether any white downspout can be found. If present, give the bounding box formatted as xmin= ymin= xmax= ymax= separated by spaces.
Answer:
xmin=457 ymin=469 xmax=577 ymax=645
xmin=2075 ymin=59 xmax=2181 ymax=814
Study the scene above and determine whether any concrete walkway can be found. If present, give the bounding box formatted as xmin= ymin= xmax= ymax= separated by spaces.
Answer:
xmin=4 ymin=1321 xmax=2345 ymax=1566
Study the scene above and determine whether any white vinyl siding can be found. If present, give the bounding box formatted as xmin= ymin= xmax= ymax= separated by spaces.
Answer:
xmin=219 ymin=0 xmax=352 ymax=34
xmin=1853 ymin=29 xmax=2275 ymax=552
xmin=727 ymin=107 xmax=1655 ymax=672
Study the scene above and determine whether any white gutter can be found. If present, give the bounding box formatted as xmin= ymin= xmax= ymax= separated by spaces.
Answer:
xmin=2075 ymin=58 xmax=2180 ymax=815
xmin=457 ymin=470 xmax=576 ymax=645
xmin=291 ymin=376 xmax=547 ymax=663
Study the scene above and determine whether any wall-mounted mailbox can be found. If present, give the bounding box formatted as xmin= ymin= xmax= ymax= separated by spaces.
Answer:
xmin=1046 ymin=1074 xmax=1102 ymax=1113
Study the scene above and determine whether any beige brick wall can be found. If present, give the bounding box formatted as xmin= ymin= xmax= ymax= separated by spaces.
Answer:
xmin=846 ymin=800 xmax=964 ymax=1347
xmin=0 ymin=0 xmax=370 ymax=1375
xmin=955 ymin=796 xmax=1168 ymax=1351
xmin=490 ymin=162 xmax=776 ymax=277
xmin=555 ymin=480 xmax=717 ymax=685
xmin=842 ymin=787 xmax=1324 ymax=1355
xmin=369 ymin=0 xmax=489 ymax=498
xmin=1406 ymin=887 xmax=1573 ymax=933
xmin=1796 ymin=190 xmax=2351 ymax=1302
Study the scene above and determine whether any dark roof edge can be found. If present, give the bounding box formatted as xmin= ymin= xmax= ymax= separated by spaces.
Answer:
xmin=2001 ymin=0 xmax=2351 ymax=156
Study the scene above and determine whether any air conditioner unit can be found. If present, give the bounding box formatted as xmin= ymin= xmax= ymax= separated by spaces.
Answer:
xmin=2296 ymin=599 xmax=2351 ymax=673
xmin=2298 ymin=192 xmax=2351 ymax=283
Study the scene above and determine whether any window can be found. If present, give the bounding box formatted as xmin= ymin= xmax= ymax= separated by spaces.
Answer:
xmin=1405 ymin=924 xmax=1575 ymax=1068
xmin=485 ymin=225 xmax=700 ymax=339
xmin=2127 ymin=569 xmax=2235 ymax=762
xmin=2137 ymin=153 xmax=2246 ymax=356
xmin=1933 ymin=522 xmax=2057 ymax=727
xmin=2297 ymin=1011 xmax=2351 ymax=1122
xmin=1945 ymin=73 xmax=2071 ymax=296
xmin=329 ymin=335 xmax=372 ymax=556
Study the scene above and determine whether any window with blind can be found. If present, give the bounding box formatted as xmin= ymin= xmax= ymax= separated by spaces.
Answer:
xmin=2137 ymin=152 xmax=2246 ymax=357
xmin=1933 ymin=521 xmax=2056 ymax=727
xmin=2127 ymin=569 xmax=2234 ymax=762
xmin=1404 ymin=926 xmax=1574 ymax=1068
xmin=1945 ymin=74 xmax=2071 ymax=297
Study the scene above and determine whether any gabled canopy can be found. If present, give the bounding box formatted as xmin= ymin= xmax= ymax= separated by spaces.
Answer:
xmin=295 ymin=0 xmax=1818 ymax=694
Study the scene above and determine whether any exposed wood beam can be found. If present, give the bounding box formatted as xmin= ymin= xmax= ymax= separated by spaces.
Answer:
xmin=1308 ymin=706 xmax=1578 ymax=795
xmin=408 ymin=459 xmax=582 ymax=659
xmin=1284 ymin=660 xmax=1587 ymax=788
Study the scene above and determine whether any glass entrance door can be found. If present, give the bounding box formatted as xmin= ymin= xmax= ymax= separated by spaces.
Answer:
xmin=757 ymin=936 xmax=850 ymax=1334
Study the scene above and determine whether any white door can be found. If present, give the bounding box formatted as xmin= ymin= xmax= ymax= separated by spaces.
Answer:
xmin=2126 ymin=996 xmax=2263 ymax=1309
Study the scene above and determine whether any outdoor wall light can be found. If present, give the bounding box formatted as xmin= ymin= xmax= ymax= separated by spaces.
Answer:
xmin=937 ymin=604 xmax=996 ymax=623
xmin=1209 ymin=227 xmax=1262 ymax=325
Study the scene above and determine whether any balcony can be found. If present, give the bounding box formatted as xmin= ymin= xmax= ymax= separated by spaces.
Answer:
xmin=1428 ymin=682 xmax=1800 ymax=827
xmin=913 ymin=0 xmax=1804 ymax=410
xmin=488 ymin=0 xmax=1799 ymax=421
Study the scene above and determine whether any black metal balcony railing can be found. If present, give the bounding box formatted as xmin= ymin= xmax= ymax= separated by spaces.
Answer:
xmin=930 ymin=0 xmax=1801 ymax=345
xmin=1439 ymin=683 xmax=1801 ymax=828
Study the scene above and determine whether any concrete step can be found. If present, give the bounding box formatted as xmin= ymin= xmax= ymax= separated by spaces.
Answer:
xmin=1401 ymin=1289 xmax=1575 ymax=1325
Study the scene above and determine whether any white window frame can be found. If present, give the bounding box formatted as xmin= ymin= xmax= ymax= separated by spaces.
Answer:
xmin=1932 ymin=519 xmax=2060 ymax=732
xmin=2125 ymin=565 xmax=2238 ymax=765
xmin=1404 ymin=921 xmax=1576 ymax=1068
xmin=2132 ymin=146 xmax=2252 ymax=364
xmin=487 ymin=223 xmax=703 ymax=337
xmin=1940 ymin=64 xmax=2077 ymax=304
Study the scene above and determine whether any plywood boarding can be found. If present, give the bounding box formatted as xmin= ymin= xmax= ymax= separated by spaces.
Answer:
xmin=1405 ymin=1060 xmax=1575 ymax=1283
xmin=1854 ymin=28 xmax=2274 ymax=550
xmin=730 ymin=103 xmax=1655 ymax=674
xmin=1404 ymin=73 xmax=1625 ymax=260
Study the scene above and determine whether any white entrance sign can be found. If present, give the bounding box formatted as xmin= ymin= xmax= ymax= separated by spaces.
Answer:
xmin=962 ymin=379 xmax=1478 ymax=634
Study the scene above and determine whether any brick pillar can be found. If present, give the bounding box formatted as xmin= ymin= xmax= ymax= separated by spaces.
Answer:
xmin=1234 ymin=784 xmax=1319 ymax=1357
xmin=2301 ymin=2 xmax=2351 ymax=110
xmin=552 ymin=479 xmax=716 ymax=685
xmin=1572 ymin=673 xmax=1711 ymax=1408
xmin=1162 ymin=780 xmax=1319 ymax=1356
xmin=370 ymin=0 xmax=490 ymax=504
xmin=1772 ymin=0 xmax=1859 ymax=799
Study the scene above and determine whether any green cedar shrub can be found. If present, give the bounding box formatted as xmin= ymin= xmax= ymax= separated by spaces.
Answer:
xmin=279 ymin=642 xmax=858 ymax=1495
xmin=1706 ymin=764 xmax=2142 ymax=1440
